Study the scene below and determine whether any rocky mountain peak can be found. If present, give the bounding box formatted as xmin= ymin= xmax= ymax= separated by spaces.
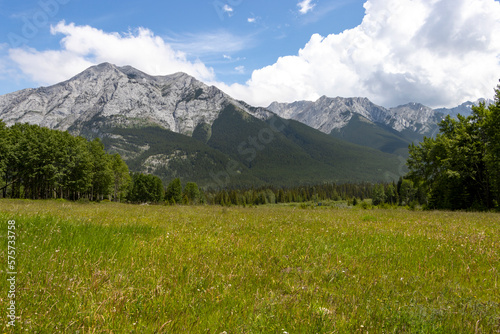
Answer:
xmin=0 ymin=63 xmax=271 ymax=137
xmin=267 ymin=95 xmax=390 ymax=134
xmin=69 ymin=62 xmax=122 ymax=81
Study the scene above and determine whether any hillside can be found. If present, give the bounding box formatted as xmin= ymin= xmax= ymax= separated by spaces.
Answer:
xmin=330 ymin=114 xmax=412 ymax=156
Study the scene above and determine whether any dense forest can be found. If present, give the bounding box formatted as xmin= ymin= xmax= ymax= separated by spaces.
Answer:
xmin=0 ymin=122 xmax=130 ymax=201
xmin=406 ymin=84 xmax=500 ymax=211
xmin=204 ymin=181 xmax=419 ymax=207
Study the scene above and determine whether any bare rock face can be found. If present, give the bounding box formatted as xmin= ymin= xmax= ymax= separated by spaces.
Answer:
xmin=268 ymin=96 xmax=390 ymax=134
xmin=386 ymin=103 xmax=440 ymax=134
xmin=0 ymin=63 xmax=271 ymax=137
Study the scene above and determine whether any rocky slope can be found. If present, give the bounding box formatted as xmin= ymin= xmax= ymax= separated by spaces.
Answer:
xmin=267 ymin=96 xmax=492 ymax=141
xmin=268 ymin=97 xmax=442 ymax=137
xmin=268 ymin=96 xmax=389 ymax=135
xmin=0 ymin=63 xmax=272 ymax=137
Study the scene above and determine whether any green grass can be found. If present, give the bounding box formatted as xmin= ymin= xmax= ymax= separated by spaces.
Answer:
xmin=1 ymin=200 xmax=499 ymax=333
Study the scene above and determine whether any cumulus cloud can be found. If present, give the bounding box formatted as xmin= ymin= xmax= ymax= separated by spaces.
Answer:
xmin=9 ymin=21 xmax=215 ymax=86
xmin=298 ymin=0 xmax=316 ymax=14
xmin=221 ymin=0 xmax=500 ymax=108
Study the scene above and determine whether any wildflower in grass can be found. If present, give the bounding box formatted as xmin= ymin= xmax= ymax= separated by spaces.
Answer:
xmin=317 ymin=307 xmax=332 ymax=316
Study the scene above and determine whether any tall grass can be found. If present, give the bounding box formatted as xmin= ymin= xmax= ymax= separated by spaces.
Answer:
xmin=0 ymin=199 xmax=499 ymax=333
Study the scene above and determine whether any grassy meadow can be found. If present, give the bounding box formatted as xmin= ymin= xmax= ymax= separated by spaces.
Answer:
xmin=0 ymin=200 xmax=499 ymax=333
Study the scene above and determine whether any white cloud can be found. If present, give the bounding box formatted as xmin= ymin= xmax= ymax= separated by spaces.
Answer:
xmin=166 ymin=30 xmax=253 ymax=57
xmin=248 ymin=17 xmax=256 ymax=23
xmin=235 ymin=65 xmax=245 ymax=74
xmin=223 ymin=4 xmax=233 ymax=15
xmin=222 ymin=54 xmax=246 ymax=63
xmin=298 ymin=0 xmax=316 ymax=14
xmin=221 ymin=0 xmax=500 ymax=108
xmin=0 ymin=44 xmax=8 ymax=77
xmin=9 ymin=21 xmax=215 ymax=86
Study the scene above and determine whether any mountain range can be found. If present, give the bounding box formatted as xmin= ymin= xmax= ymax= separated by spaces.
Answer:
xmin=267 ymin=97 xmax=489 ymax=156
xmin=0 ymin=63 xmax=483 ymax=188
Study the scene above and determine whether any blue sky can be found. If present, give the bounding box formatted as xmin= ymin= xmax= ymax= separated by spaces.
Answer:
xmin=0 ymin=0 xmax=365 ymax=89
xmin=1 ymin=0 xmax=500 ymax=108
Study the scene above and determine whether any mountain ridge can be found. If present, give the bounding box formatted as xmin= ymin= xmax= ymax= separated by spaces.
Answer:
xmin=267 ymin=96 xmax=443 ymax=138
xmin=266 ymin=96 xmax=490 ymax=156
xmin=0 ymin=62 xmax=273 ymax=138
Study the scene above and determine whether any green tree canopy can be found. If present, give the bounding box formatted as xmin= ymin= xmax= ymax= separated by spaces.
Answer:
xmin=407 ymin=83 xmax=500 ymax=210
xmin=371 ymin=184 xmax=386 ymax=206
xmin=111 ymin=153 xmax=131 ymax=202
xmin=183 ymin=182 xmax=201 ymax=204
xmin=166 ymin=178 xmax=182 ymax=204
xmin=128 ymin=173 xmax=164 ymax=203
xmin=0 ymin=122 xmax=128 ymax=201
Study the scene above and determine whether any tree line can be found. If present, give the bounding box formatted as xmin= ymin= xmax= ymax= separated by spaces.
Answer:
xmin=128 ymin=175 xmax=203 ymax=205
xmin=0 ymin=120 xmax=433 ymax=208
xmin=204 ymin=179 xmax=422 ymax=207
xmin=0 ymin=121 xmax=413 ymax=206
xmin=0 ymin=121 xmax=402 ymax=206
xmin=0 ymin=122 xmax=131 ymax=201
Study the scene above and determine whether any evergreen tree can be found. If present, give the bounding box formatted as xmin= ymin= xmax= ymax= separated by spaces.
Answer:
xmin=385 ymin=183 xmax=397 ymax=205
xmin=399 ymin=179 xmax=416 ymax=206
